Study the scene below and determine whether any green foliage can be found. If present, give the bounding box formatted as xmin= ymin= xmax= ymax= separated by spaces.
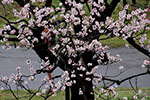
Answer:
xmin=136 ymin=0 xmax=150 ymax=9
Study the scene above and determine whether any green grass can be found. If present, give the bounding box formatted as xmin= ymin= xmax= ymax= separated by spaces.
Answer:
xmin=114 ymin=87 xmax=150 ymax=100
xmin=0 ymin=88 xmax=150 ymax=100
xmin=100 ymin=30 xmax=150 ymax=47
xmin=0 ymin=90 xmax=65 ymax=100
xmin=100 ymin=37 xmax=127 ymax=47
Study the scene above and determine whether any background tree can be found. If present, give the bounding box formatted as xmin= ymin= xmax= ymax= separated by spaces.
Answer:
xmin=0 ymin=0 xmax=150 ymax=100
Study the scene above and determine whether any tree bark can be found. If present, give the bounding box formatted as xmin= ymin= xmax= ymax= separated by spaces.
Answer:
xmin=132 ymin=0 xmax=136 ymax=5
xmin=126 ymin=37 xmax=150 ymax=58
xmin=123 ymin=0 xmax=127 ymax=7
xmin=70 ymin=79 xmax=94 ymax=100
xmin=65 ymin=86 xmax=70 ymax=100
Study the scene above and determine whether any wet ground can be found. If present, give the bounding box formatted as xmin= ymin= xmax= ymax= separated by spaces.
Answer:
xmin=0 ymin=46 xmax=150 ymax=89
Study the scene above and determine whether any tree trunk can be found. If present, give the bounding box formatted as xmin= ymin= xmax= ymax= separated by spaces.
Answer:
xmin=123 ymin=0 xmax=127 ymax=7
xmin=70 ymin=78 xmax=94 ymax=100
xmin=65 ymin=86 xmax=70 ymax=100
xmin=132 ymin=0 xmax=136 ymax=5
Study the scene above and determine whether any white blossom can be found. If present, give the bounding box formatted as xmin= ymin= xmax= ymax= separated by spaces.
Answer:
xmin=36 ymin=92 xmax=41 ymax=96
xmin=123 ymin=97 xmax=128 ymax=100
xmin=119 ymin=66 xmax=124 ymax=70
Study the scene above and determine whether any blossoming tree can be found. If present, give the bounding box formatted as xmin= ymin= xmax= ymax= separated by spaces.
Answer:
xmin=0 ymin=0 xmax=150 ymax=100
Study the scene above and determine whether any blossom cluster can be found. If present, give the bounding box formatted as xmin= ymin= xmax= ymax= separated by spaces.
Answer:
xmin=0 ymin=66 xmax=23 ymax=86
xmin=13 ymin=3 xmax=30 ymax=19
xmin=105 ymin=7 xmax=150 ymax=41
xmin=132 ymin=90 xmax=149 ymax=100
xmin=96 ymin=85 xmax=118 ymax=99
xmin=0 ymin=0 xmax=150 ymax=99
xmin=2 ymin=0 xmax=14 ymax=4
xmin=142 ymin=59 xmax=150 ymax=68
xmin=0 ymin=0 xmax=121 ymax=93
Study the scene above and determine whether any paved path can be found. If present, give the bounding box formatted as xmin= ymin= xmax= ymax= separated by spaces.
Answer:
xmin=0 ymin=46 xmax=150 ymax=89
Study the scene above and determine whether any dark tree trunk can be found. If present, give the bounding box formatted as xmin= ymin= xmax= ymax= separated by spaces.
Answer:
xmin=70 ymin=79 xmax=94 ymax=100
xmin=132 ymin=0 xmax=136 ymax=5
xmin=65 ymin=86 xmax=70 ymax=100
xmin=123 ymin=0 xmax=127 ymax=7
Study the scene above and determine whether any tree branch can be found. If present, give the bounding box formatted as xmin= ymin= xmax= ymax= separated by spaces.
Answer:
xmin=103 ymin=70 xmax=150 ymax=85
xmin=126 ymin=37 xmax=150 ymax=58
xmin=45 ymin=0 xmax=52 ymax=7
xmin=14 ymin=0 xmax=30 ymax=7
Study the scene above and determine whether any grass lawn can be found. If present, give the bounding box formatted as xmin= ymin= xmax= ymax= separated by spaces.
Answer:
xmin=100 ymin=37 xmax=127 ymax=47
xmin=0 ymin=90 xmax=65 ymax=100
xmin=0 ymin=88 xmax=150 ymax=100
xmin=112 ymin=87 xmax=150 ymax=100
